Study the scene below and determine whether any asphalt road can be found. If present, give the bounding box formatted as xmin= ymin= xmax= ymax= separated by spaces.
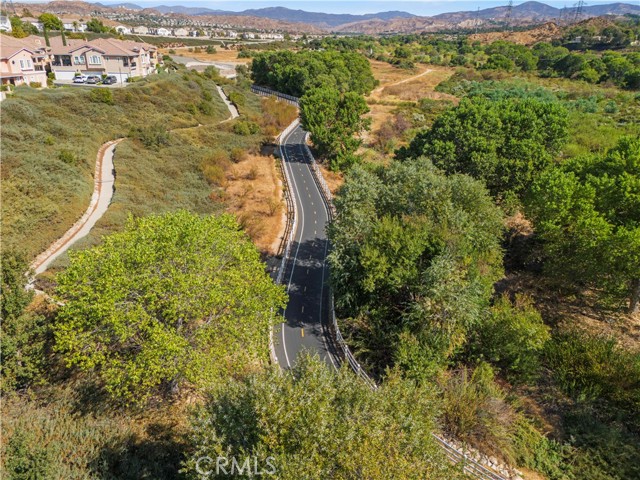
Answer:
xmin=274 ymin=125 xmax=339 ymax=369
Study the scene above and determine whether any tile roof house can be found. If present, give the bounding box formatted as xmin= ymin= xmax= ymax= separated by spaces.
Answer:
xmin=0 ymin=35 xmax=49 ymax=87
xmin=48 ymin=36 xmax=158 ymax=82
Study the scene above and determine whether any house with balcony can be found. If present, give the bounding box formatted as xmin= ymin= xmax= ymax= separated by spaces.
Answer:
xmin=49 ymin=37 xmax=158 ymax=82
xmin=0 ymin=35 xmax=48 ymax=87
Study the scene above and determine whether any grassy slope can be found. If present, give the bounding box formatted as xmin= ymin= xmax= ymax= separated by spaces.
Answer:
xmin=1 ymin=72 xmax=230 ymax=261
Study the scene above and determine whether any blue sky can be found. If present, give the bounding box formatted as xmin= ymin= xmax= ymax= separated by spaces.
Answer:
xmin=102 ymin=1 xmax=637 ymax=16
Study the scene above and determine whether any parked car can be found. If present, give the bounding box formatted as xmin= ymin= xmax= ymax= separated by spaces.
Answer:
xmin=73 ymin=75 xmax=87 ymax=83
xmin=86 ymin=76 xmax=101 ymax=84
xmin=102 ymin=76 xmax=118 ymax=85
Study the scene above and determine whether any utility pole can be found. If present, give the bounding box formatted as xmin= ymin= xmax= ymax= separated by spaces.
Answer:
xmin=474 ymin=6 xmax=480 ymax=34
xmin=573 ymin=0 xmax=585 ymax=23
xmin=505 ymin=0 xmax=514 ymax=30
xmin=1 ymin=0 xmax=17 ymax=15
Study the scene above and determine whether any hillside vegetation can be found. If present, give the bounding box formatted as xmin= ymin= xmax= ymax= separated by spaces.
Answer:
xmin=2 ymin=27 xmax=639 ymax=480
xmin=1 ymin=71 xmax=229 ymax=260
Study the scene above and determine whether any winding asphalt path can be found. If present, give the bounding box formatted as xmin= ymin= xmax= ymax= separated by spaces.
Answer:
xmin=274 ymin=125 xmax=339 ymax=369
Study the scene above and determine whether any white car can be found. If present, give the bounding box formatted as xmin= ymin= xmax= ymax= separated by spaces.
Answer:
xmin=73 ymin=75 xmax=88 ymax=83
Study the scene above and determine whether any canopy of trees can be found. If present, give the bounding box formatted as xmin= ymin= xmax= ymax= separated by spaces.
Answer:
xmin=526 ymin=137 xmax=640 ymax=312
xmin=38 ymin=13 xmax=62 ymax=31
xmin=250 ymin=50 xmax=377 ymax=97
xmin=184 ymin=354 xmax=465 ymax=480
xmin=86 ymin=18 xmax=110 ymax=33
xmin=399 ymin=97 xmax=568 ymax=199
xmin=54 ymin=211 xmax=286 ymax=404
xmin=299 ymin=88 xmax=370 ymax=171
xmin=9 ymin=16 xmax=39 ymax=38
xmin=328 ymin=159 xmax=504 ymax=374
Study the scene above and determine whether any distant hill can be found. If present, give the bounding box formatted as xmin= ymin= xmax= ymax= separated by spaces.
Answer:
xmin=335 ymin=1 xmax=640 ymax=33
xmin=227 ymin=7 xmax=415 ymax=28
xmin=151 ymin=5 xmax=227 ymax=15
xmin=97 ymin=2 xmax=143 ymax=9
xmin=433 ymin=1 xmax=640 ymax=22
xmin=146 ymin=5 xmax=415 ymax=28
xmin=16 ymin=1 xmax=640 ymax=35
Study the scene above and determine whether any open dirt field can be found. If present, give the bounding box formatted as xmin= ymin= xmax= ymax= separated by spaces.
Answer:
xmin=223 ymin=152 xmax=285 ymax=255
xmin=368 ymin=61 xmax=457 ymax=104
xmin=161 ymin=47 xmax=252 ymax=64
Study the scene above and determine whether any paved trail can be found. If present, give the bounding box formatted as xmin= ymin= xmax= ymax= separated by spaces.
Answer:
xmin=30 ymin=139 xmax=122 ymax=275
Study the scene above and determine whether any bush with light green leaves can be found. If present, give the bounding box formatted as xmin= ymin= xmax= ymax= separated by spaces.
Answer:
xmin=54 ymin=211 xmax=286 ymax=404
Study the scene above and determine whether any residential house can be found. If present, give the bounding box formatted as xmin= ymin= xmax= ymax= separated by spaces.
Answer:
xmin=21 ymin=17 xmax=43 ymax=32
xmin=0 ymin=16 xmax=12 ymax=32
xmin=173 ymin=28 xmax=188 ymax=37
xmin=115 ymin=25 xmax=131 ymax=35
xmin=155 ymin=27 xmax=171 ymax=36
xmin=61 ymin=19 xmax=87 ymax=32
xmin=0 ymin=35 xmax=48 ymax=87
xmin=49 ymin=36 xmax=158 ymax=82
xmin=132 ymin=25 xmax=149 ymax=35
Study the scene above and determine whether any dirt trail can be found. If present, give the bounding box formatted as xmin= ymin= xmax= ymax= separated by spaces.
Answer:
xmin=371 ymin=68 xmax=433 ymax=95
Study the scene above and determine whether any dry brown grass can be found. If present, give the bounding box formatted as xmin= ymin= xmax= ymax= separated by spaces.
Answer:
xmin=368 ymin=60 xmax=420 ymax=91
xmin=161 ymin=47 xmax=252 ymax=64
xmin=318 ymin=164 xmax=344 ymax=196
xmin=223 ymin=151 xmax=285 ymax=255
xmin=368 ymin=61 xmax=456 ymax=102
xmin=376 ymin=68 xmax=457 ymax=103
xmin=498 ymin=272 xmax=640 ymax=350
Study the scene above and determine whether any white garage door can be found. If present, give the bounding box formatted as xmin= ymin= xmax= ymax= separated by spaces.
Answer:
xmin=107 ymin=72 xmax=129 ymax=84
xmin=54 ymin=71 xmax=77 ymax=81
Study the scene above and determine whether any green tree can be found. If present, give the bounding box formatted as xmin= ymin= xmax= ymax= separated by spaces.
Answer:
xmin=54 ymin=211 xmax=286 ymax=404
xmin=183 ymin=354 xmax=464 ymax=480
xmin=1 ymin=251 xmax=50 ymax=393
xmin=86 ymin=18 xmax=109 ymax=33
xmin=300 ymin=87 xmax=370 ymax=171
xmin=9 ymin=16 xmax=37 ymax=38
xmin=484 ymin=53 xmax=516 ymax=72
xmin=329 ymin=159 xmax=504 ymax=373
xmin=38 ymin=13 xmax=63 ymax=31
xmin=400 ymin=97 xmax=568 ymax=199
xmin=526 ymin=137 xmax=640 ymax=312
xmin=468 ymin=294 xmax=550 ymax=383
xmin=250 ymin=50 xmax=376 ymax=97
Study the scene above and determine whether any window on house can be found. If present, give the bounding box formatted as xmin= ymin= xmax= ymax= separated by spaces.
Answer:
xmin=89 ymin=55 xmax=101 ymax=65
xmin=19 ymin=60 xmax=24 ymax=69
xmin=73 ymin=55 xmax=85 ymax=65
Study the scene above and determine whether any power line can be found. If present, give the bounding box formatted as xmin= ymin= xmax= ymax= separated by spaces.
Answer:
xmin=574 ymin=0 xmax=585 ymax=22
xmin=505 ymin=0 xmax=514 ymax=30
xmin=1 ymin=0 xmax=17 ymax=16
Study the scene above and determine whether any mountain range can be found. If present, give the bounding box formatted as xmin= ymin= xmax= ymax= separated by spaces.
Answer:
xmin=39 ymin=1 xmax=640 ymax=33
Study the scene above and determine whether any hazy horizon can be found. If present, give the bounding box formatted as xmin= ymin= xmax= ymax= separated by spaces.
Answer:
xmin=20 ymin=0 xmax=640 ymax=17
